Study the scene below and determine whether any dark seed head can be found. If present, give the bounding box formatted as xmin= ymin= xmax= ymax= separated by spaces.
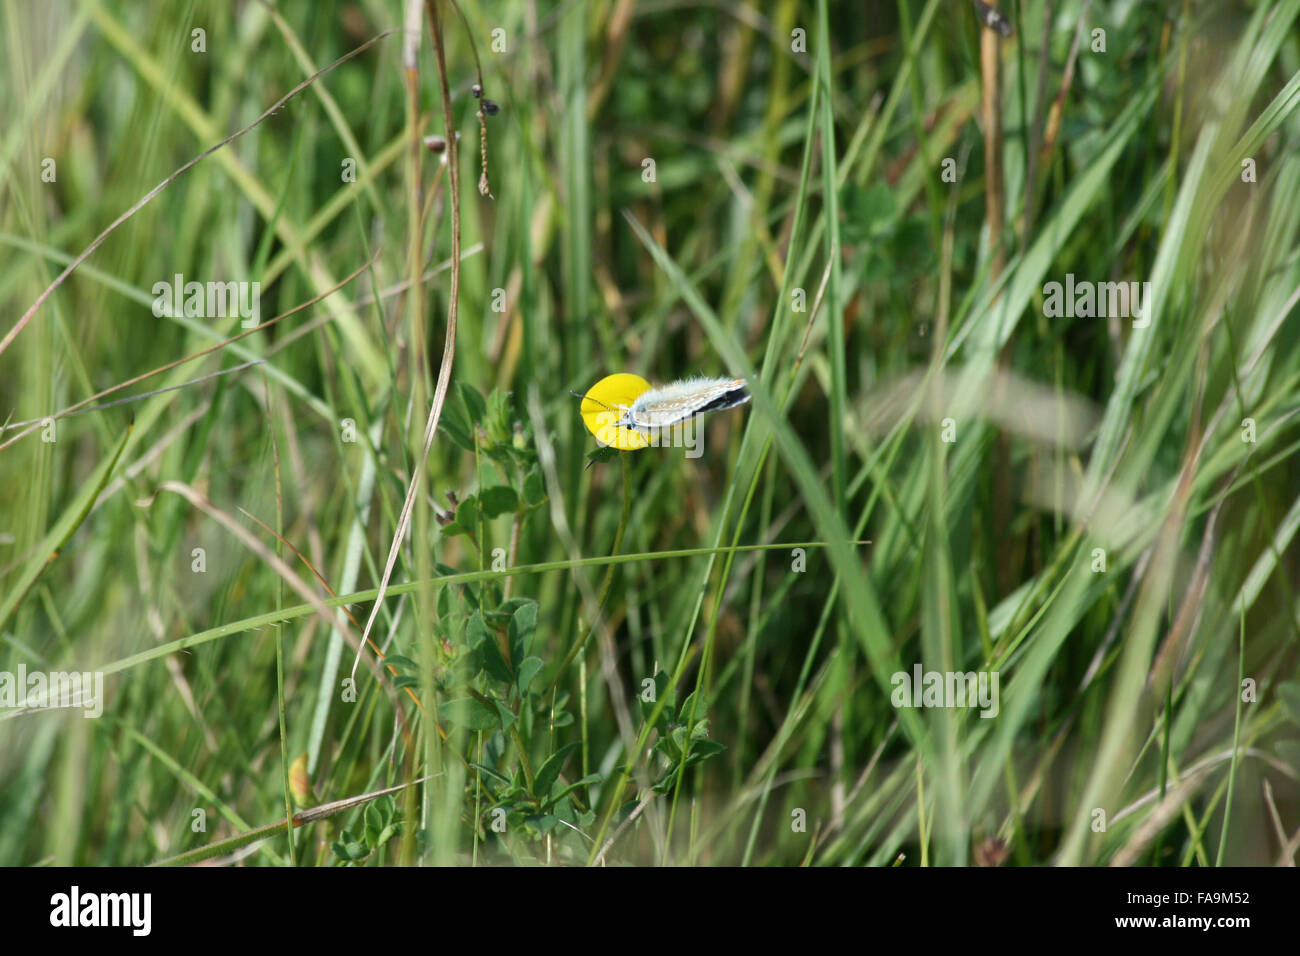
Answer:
xmin=481 ymin=99 xmax=500 ymax=116
xmin=471 ymin=83 xmax=482 ymax=98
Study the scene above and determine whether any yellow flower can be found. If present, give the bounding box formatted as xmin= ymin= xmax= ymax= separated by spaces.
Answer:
xmin=579 ymin=373 xmax=651 ymax=451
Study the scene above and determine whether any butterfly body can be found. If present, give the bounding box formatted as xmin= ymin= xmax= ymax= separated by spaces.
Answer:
xmin=619 ymin=376 xmax=750 ymax=432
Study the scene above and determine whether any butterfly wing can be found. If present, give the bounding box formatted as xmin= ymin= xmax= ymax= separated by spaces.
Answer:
xmin=628 ymin=378 xmax=750 ymax=430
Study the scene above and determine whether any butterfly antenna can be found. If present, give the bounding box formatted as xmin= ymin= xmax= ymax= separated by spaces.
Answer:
xmin=570 ymin=389 xmax=619 ymax=413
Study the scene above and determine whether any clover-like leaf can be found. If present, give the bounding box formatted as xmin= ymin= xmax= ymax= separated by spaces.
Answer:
xmin=523 ymin=467 xmax=547 ymax=506
xmin=532 ymin=741 xmax=580 ymax=799
xmin=508 ymin=601 xmax=539 ymax=666
xmin=516 ymin=655 xmax=544 ymax=695
xmin=469 ymin=610 xmax=513 ymax=683
xmin=480 ymin=484 xmax=519 ymax=518
xmin=459 ymin=382 xmax=487 ymax=424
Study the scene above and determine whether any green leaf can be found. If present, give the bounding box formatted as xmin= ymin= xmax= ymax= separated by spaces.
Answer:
xmin=493 ymin=698 xmax=517 ymax=732
xmin=333 ymin=838 xmax=369 ymax=861
xmin=436 ymin=585 xmax=454 ymax=620
xmin=438 ymin=399 xmax=475 ymax=451
xmin=690 ymin=740 xmax=725 ymax=758
xmin=459 ymin=382 xmax=487 ymax=424
xmin=523 ymin=467 xmax=547 ymax=506
xmin=469 ymin=610 xmax=513 ymax=683
xmin=391 ymin=675 xmax=420 ymax=690
xmin=485 ymin=388 xmax=514 ymax=444
xmin=484 ymin=444 xmax=516 ymax=467
xmin=677 ymin=690 xmax=707 ymax=728
xmin=484 ymin=597 xmax=531 ymax=632
xmin=652 ymin=771 xmax=680 ymax=795
xmin=455 ymin=495 xmax=479 ymax=528
xmin=670 ymin=725 xmax=690 ymax=753
xmin=542 ymin=773 xmax=602 ymax=811
xmin=516 ymin=655 xmax=544 ymax=695
xmin=439 ymin=696 xmax=502 ymax=731
xmin=525 ymin=814 xmax=559 ymax=834
xmin=586 ymin=445 xmax=618 ymax=465
xmin=479 ymin=484 xmax=519 ymax=518
xmin=532 ymin=741 xmax=580 ymax=798
xmin=654 ymin=736 xmax=681 ymax=762
xmin=383 ymin=654 xmax=417 ymax=672
xmin=508 ymin=601 xmax=539 ymax=665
